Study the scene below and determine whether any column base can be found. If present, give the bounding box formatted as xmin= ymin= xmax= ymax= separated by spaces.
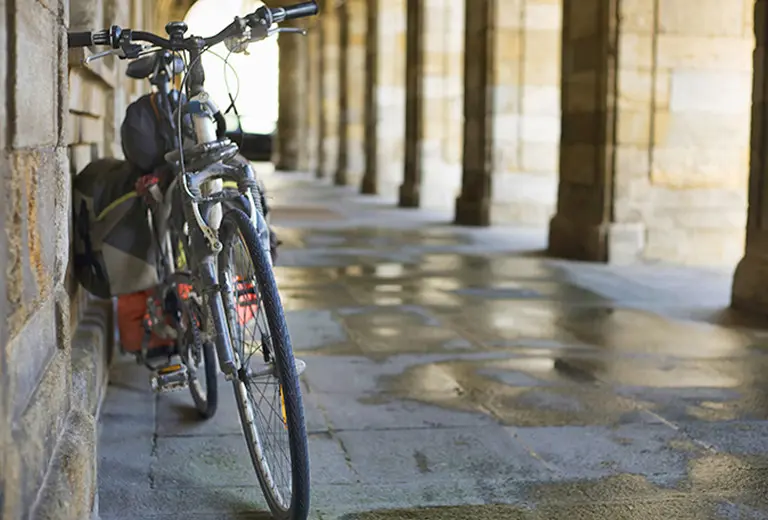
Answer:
xmin=398 ymin=182 xmax=420 ymax=208
xmin=548 ymin=213 xmax=645 ymax=264
xmin=275 ymin=160 xmax=300 ymax=173
xmin=454 ymin=195 xmax=490 ymax=226
xmin=334 ymin=168 xmax=347 ymax=186
xmin=361 ymin=172 xmax=377 ymax=195
xmin=732 ymin=252 xmax=768 ymax=314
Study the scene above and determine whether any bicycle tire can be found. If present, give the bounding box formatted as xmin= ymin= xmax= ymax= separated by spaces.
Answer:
xmin=169 ymin=226 xmax=219 ymax=419
xmin=218 ymin=208 xmax=310 ymax=520
xmin=185 ymin=297 xmax=219 ymax=419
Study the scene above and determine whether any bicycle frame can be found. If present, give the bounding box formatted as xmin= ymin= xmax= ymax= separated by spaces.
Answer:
xmin=147 ymin=27 xmax=273 ymax=380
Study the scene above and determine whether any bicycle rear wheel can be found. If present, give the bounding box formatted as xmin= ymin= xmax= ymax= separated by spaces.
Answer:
xmin=218 ymin=208 xmax=310 ymax=520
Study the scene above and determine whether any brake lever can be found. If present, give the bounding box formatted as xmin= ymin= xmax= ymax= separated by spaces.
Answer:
xmin=84 ymin=48 xmax=123 ymax=64
xmin=267 ymin=27 xmax=307 ymax=37
xmin=83 ymin=42 xmax=152 ymax=64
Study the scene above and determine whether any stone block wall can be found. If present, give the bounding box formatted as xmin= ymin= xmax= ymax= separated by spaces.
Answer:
xmin=550 ymin=0 xmax=752 ymax=266
xmin=1 ymin=0 xmax=150 ymax=518
xmin=1 ymin=0 xmax=75 ymax=517
xmin=640 ymin=0 xmax=753 ymax=265
xmin=491 ymin=0 xmax=561 ymax=226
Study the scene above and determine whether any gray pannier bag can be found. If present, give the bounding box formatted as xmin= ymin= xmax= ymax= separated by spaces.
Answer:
xmin=72 ymin=157 xmax=160 ymax=299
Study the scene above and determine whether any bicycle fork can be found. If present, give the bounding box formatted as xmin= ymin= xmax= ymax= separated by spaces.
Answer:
xmin=198 ymin=257 xmax=239 ymax=379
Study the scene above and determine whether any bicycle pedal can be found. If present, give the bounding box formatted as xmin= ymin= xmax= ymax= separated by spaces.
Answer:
xmin=150 ymin=363 xmax=189 ymax=393
xmin=295 ymin=358 xmax=306 ymax=377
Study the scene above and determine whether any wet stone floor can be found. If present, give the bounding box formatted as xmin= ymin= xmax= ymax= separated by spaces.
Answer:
xmin=99 ymin=172 xmax=768 ymax=519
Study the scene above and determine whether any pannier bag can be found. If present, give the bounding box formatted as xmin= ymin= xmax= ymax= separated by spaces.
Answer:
xmin=116 ymin=288 xmax=175 ymax=353
xmin=72 ymin=157 xmax=160 ymax=299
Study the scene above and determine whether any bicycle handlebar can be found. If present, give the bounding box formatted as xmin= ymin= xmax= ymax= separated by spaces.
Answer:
xmin=67 ymin=0 xmax=318 ymax=51
xmin=279 ymin=1 xmax=319 ymax=21
xmin=68 ymin=31 xmax=94 ymax=47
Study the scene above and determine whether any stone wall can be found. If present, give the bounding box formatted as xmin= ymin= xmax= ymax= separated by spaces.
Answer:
xmin=550 ymin=0 xmax=752 ymax=266
xmin=0 ymin=0 xmax=150 ymax=518
xmin=641 ymin=0 xmax=752 ymax=265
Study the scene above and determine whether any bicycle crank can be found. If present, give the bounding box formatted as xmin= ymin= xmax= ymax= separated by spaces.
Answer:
xmin=150 ymin=363 xmax=190 ymax=393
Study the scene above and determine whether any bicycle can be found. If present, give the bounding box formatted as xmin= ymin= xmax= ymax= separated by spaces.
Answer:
xmin=69 ymin=3 xmax=318 ymax=518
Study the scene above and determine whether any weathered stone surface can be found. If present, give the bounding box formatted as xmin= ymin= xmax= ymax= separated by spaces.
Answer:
xmin=6 ymin=148 xmax=62 ymax=332
xmin=551 ymin=0 xmax=751 ymax=267
xmin=3 ymin=349 xmax=70 ymax=520
xmin=2 ymin=0 xmax=151 ymax=517
xmin=30 ymin=410 xmax=97 ymax=520
xmin=12 ymin=0 xmax=59 ymax=149
xmin=276 ymin=28 xmax=308 ymax=171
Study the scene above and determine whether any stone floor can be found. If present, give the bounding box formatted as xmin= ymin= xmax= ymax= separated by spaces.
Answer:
xmin=98 ymin=171 xmax=768 ymax=519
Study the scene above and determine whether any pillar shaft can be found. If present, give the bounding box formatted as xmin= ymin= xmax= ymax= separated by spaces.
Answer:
xmin=361 ymin=0 xmax=379 ymax=194
xmin=399 ymin=0 xmax=424 ymax=207
xmin=454 ymin=0 xmax=496 ymax=226
xmin=305 ymin=23 xmax=322 ymax=175
xmin=335 ymin=1 xmax=349 ymax=185
xmin=276 ymin=29 xmax=308 ymax=171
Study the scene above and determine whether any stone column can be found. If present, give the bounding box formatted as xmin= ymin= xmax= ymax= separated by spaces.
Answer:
xmin=733 ymin=0 xmax=768 ymax=312
xmin=549 ymin=0 xmax=752 ymax=265
xmin=335 ymin=1 xmax=349 ymax=185
xmin=454 ymin=0 xmax=495 ymax=226
xmin=275 ymin=25 xmax=308 ymax=171
xmin=320 ymin=1 xmax=341 ymax=179
xmin=316 ymin=13 xmax=327 ymax=178
xmin=399 ymin=0 xmax=424 ymax=207
xmin=305 ymin=22 xmax=322 ymax=174
xmin=361 ymin=0 xmax=379 ymax=194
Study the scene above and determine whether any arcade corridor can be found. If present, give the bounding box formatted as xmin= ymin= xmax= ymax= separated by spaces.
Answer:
xmin=6 ymin=0 xmax=768 ymax=519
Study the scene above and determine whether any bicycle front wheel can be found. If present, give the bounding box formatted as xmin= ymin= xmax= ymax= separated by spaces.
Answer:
xmin=218 ymin=208 xmax=310 ymax=520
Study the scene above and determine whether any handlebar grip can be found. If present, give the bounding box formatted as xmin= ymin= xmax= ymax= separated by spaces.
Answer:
xmin=68 ymin=31 xmax=94 ymax=48
xmin=279 ymin=1 xmax=319 ymax=21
